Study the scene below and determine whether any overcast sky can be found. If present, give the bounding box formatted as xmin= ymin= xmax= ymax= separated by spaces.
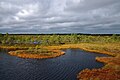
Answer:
xmin=0 ymin=0 xmax=120 ymax=34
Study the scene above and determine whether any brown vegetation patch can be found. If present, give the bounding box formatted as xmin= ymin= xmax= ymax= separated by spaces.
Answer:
xmin=96 ymin=57 xmax=120 ymax=65
xmin=0 ymin=45 xmax=27 ymax=50
xmin=77 ymin=68 xmax=120 ymax=80
xmin=77 ymin=57 xmax=120 ymax=80
xmin=8 ymin=50 xmax=65 ymax=59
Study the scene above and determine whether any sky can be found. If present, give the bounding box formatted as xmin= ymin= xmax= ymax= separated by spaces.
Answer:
xmin=0 ymin=0 xmax=120 ymax=34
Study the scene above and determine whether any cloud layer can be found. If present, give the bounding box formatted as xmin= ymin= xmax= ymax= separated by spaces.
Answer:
xmin=0 ymin=0 xmax=120 ymax=34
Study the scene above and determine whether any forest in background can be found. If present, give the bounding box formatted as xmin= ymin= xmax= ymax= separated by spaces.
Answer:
xmin=0 ymin=33 xmax=120 ymax=45
xmin=0 ymin=33 xmax=120 ymax=46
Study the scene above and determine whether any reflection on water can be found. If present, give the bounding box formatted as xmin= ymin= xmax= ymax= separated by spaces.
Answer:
xmin=0 ymin=49 xmax=109 ymax=80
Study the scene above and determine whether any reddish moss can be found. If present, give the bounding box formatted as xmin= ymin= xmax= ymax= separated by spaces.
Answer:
xmin=77 ymin=68 xmax=120 ymax=80
xmin=8 ymin=50 xmax=65 ymax=59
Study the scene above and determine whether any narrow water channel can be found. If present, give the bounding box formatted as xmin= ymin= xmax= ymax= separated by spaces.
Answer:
xmin=0 ymin=49 xmax=109 ymax=80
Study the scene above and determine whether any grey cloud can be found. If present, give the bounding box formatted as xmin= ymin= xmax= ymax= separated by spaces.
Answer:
xmin=0 ymin=0 xmax=120 ymax=34
xmin=65 ymin=0 xmax=119 ymax=12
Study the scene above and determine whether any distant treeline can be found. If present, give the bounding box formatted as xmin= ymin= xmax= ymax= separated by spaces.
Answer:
xmin=1 ymin=33 xmax=120 ymax=36
xmin=0 ymin=33 xmax=120 ymax=46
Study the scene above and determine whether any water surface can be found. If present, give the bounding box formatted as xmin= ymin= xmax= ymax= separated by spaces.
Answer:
xmin=0 ymin=49 xmax=109 ymax=80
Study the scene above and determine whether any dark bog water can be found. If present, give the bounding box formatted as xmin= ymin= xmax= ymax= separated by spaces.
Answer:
xmin=0 ymin=49 xmax=109 ymax=80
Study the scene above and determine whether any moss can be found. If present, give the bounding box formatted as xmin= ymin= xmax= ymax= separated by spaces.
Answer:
xmin=8 ymin=48 xmax=65 ymax=59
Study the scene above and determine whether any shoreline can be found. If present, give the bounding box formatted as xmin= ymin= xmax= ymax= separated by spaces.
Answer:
xmin=0 ymin=43 xmax=119 ymax=56
xmin=0 ymin=43 xmax=120 ymax=79
xmin=0 ymin=43 xmax=115 ymax=59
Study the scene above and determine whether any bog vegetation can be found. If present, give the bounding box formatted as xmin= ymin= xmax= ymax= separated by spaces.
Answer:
xmin=0 ymin=33 xmax=120 ymax=46
xmin=0 ymin=33 xmax=120 ymax=79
